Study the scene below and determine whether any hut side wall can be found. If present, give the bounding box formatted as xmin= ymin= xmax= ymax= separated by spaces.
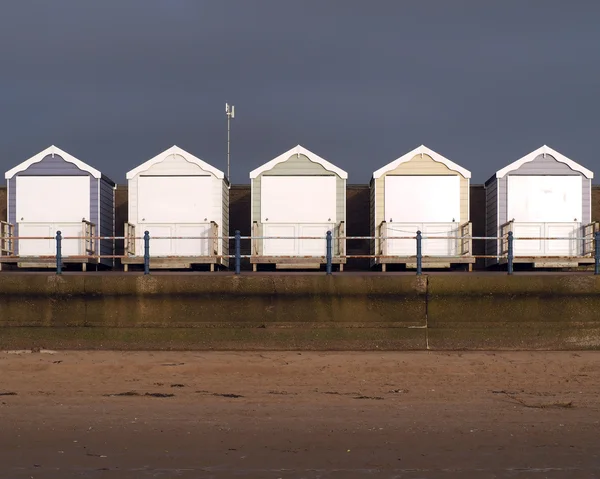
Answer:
xmin=221 ymin=179 xmax=229 ymax=266
xmin=484 ymin=177 xmax=498 ymax=265
xmin=251 ymin=154 xmax=345 ymax=256
xmin=373 ymin=154 xmax=469 ymax=257
xmin=8 ymin=154 xmax=95 ymax=256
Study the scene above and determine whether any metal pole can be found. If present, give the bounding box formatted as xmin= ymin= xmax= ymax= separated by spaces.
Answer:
xmin=595 ymin=231 xmax=600 ymax=275
xmin=56 ymin=231 xmax=62 ymax=275
xmin=326 ymin=231 xmax=332 ymax=275
xmin=416 ymin=230 xmax=422 ymax=276
xmin=227 ymin=113 xmax=230 ymax=182
xmin=235 ymin=230 xmax=241 ymax=275
xmin=507 ymin=231 xmax=514 ymax=275
xmin=144 ymin=231 xmax=150 ymax=275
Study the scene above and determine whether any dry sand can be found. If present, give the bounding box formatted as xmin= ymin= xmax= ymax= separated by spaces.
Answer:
xmin=0 ymin=351 xmax=599 ymax=478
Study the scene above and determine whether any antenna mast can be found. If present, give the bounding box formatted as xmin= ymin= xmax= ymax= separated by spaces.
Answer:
xmin=225 ymin=103 xmax=235 ymax=184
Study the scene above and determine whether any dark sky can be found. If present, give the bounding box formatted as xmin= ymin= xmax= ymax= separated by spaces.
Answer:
xmin=1 ymin=1 xmax=599 ymax=185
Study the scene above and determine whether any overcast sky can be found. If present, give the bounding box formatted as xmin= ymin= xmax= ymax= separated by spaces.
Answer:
xmin=1 ymin=1 xmax=599 ymax=185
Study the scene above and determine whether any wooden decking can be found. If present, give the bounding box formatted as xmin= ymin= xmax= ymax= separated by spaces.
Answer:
xmin=374 ymin=255 xmax=476 ymax=271
xmin=250 ymin=256 xmax=346 ymax=271
xmin=0 ymin=256 xmax=99 ymax=271
xmin=121 ymin=255 xmax=227 ymax=271
xmin=498 ymin=256 xmax=595 ymax=268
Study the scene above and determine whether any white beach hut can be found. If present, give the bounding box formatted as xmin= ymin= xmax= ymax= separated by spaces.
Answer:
xmin=249 ymin=145 xmax=347 ymax=270
xmin=123 ymin=145 xmax=229 ymax=271
xmin=370 ymin=145 xmax=474 ymax=270
xmin=485 ymin=145 xmax=596 ymax=268
xmin=2 ymin=145 xmax=115 ymax=270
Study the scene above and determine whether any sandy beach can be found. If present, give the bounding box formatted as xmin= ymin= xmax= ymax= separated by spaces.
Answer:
xmin=0 ymin=350 xmax=599 ymax=478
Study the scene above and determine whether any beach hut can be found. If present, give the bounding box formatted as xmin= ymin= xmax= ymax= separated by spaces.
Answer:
xmin=249 ymin=145 xmax=347 ymax=271
xmin=2 ymin=145 xmax=115 ymax=270
xmin=123 ymin=145 xmax=229 ymax=271
xmin=485 ymin=145 xmax=596 ymax=268
xmin=371 ymin=145 xmax=474 ymax=271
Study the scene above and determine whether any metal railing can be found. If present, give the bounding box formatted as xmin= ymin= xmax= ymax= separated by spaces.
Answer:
xmin=2 ymin=226 xmax=600 ymax=276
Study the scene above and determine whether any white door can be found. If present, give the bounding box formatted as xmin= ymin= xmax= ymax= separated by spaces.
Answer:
xmin=138 ymin=175 xmax=213 ymax=224
xmin=260 ymin=175 xmax=337 ymax=257
xmin=512 ymin=223 xmax=544 ymax=255
xmin=16 ymin=176 xmax=90 ymax=257
xmin=262 ymin=223 xmax=332 ymax=256
xmin=546 ymin=223 xmax=580 ymax=256
xmin=263 ymin=224 xmax=297 ymax=256
xmin=513 ymin=222 xmax=581 ymax=256
xmin=507 ymin=176 xmax=582 ymax=222
xmin=175 ymin=224 xmax=212 ymax=256
xmin=140 ymin=223 xmax=212 ymax=257
xmin=261 ymin=176 xmax=337 ymax=223
xmin=386 ymin=223 xmax=421 ymax=256
xmin=137 ymin=175 xmax=214 ymax=257
xmin=385 ymin=222 xmax=458 ymax=256
xmin=299 ymin=224 xmax=331 ymax=256
xmin=18 ymin=224 xmax=54 ymax=256
xmin=422 ymin=223 xmax=458 ymax=256
xmin=384 ymin=175 xmax=460 ymax=223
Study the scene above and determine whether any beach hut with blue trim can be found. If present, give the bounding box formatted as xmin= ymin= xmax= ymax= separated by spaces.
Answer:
xmin=2 ymin=145 xmax=115 ymax=270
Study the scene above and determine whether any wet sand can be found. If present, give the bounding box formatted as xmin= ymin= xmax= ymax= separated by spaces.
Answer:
xmin=0 ymin=351 xmax=599 ymax=478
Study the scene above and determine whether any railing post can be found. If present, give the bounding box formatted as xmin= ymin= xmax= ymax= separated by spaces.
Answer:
xmin=416 ymin=230 xmax=422 ymax=276
xmin=507 ymin=231 xmax=514 ymax=275
xmin=143 ymin=231 xmax=150 ymax=275
xmin=56 ymin=231 xmax=62 ymax=275
xmin=235 ymin=230 xmax=241 ymax=275
xmin=326 ymin=231 xmax=332 ymax=275
xmin=595 ymin=231 xmax=600 ymax=275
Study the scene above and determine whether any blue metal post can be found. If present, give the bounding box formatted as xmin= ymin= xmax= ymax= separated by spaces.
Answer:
xmin=326 ymin=231 xmax=332 ymax=275
xmin=56 ymin=231 xmax=62 ymax=275
xmin=235 ymin=230 xmax=241 ymax=275
xmin=507 ymin=231 xmax=514 ymax=275
xmin=143 ymin=231 xmax=150 ymax=275
xmin=595 ymin=231 xmax=600 ymax=275
xmin=416 ymin=230 xmax=422 ymax=276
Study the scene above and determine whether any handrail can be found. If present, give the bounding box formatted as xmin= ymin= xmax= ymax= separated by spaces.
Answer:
xmin=500 ymin=220 xmax=514 ymax=256
xmin=125 ymin=222 xmax=136 ymax=256
xmin=82 ymin=220 xmax=96 ymax=256
xmin=583 ymin=222 xmax=599 ymax=256
xmin=379 ymin=221 xmax=387 ymax=256
xmin=459 ymin=222 xmax=472 ymax=256
xmin=0 ymin=221 xmax=14 ymax=256
xmin=210 ymin=221 xmax=219 ymax=256
xmin=336 ymin=221 xmax=345 ymax=256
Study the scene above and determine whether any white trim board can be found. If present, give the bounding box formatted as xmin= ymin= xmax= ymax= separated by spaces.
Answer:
xmin=249 ymin=145 xmax=348 ymax=179
xmin=5 ymin=145 xmax=102 ymax=179
xmin=126 ymin=145 xmax=225 ymax=180
xmin=496 ymin=145 xmax=594 ymax=179
xmin=372 ymin=145 xmax=471 ymax=179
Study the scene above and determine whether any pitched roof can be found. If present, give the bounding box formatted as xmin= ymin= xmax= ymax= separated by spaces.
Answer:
xmin=372 ymin=145 xmax=471 ymax=179
xmin=5 ymin=145 xmax=102 ymax=179
xmin=495 ymin=145 xmax=593 ymax=179
xmin=249 ymin=145 xmax=348 ymax=179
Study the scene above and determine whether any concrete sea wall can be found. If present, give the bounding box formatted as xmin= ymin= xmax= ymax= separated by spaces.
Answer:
xmin=1 ymin=274 xmax=599 ymax=351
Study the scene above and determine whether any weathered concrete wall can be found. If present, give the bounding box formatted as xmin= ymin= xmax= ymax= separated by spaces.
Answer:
xmin=1 ymin=274 xmax=600 ymax=350
xmin=427 ymin=275 xmax=600 ymax=350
